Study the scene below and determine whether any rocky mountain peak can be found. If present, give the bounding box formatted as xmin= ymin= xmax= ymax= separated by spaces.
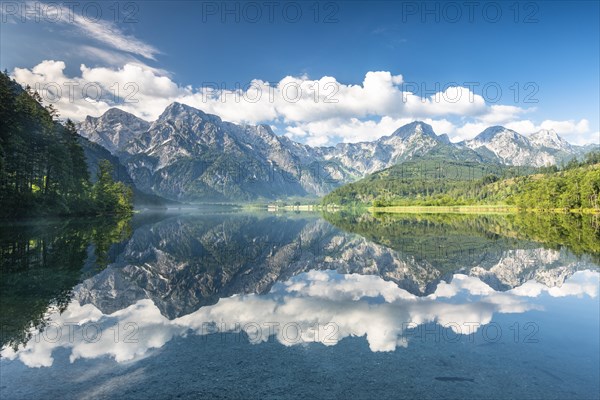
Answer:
xmin=474 ymin=126 xmax=524 ymax=143
xmin=77 ymin=108 xmax=149 ymax=154
xmin=529 ymin=129 xmax=571 ymax=151
xmin=103 ymin=107 xmax=139 ymax=119
xmin=437 ymin=133 xmax=451 ymax=144
xmin=76 ymin=103 xmax=597 ymax=200
xmin=391 ymin=121 xmax=437 ymax=140
xmin=158 ymin=102 xmax=221 ymax=123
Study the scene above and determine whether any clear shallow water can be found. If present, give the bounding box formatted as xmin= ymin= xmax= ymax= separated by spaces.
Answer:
xmin=1 ymin=211 xmax=599 ymax=399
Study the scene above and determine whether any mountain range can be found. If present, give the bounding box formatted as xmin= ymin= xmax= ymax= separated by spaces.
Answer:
xmin=77 ymin=102 xmax=598 ymax=202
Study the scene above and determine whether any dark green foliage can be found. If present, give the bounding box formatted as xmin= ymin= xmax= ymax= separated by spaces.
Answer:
xmin=0 ymin=215 xmax=132 ymax=350
xmin=91 ymin=160 xmax=134 ymax=214
xmin=323 ymin=151 xmax=600 ymax=211
xmin=507 ymin=162 xmax=600 ymax=211
xmin=77 ymin=137 xmax=169 ymax=207
xmin=563 ymin=152 xmax=600 ymax=170
xmin=322 ymin=157 xmax=533 ymax=207
xmin=0 ymin=71 xmax=133 ymax=218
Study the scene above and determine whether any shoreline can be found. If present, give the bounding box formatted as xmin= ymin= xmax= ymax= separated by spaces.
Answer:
xmin=368 ymin=205 xmax=600 ymax=214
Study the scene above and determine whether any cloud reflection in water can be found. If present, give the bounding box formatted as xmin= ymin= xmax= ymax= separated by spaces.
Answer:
xmin=2 ymin=270 xmax=598 ymax=368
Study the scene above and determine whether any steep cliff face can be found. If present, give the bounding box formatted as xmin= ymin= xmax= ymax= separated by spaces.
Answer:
xmin=78 ymin=108 xmax=150 ymax=154
xmin=78 ymin=104 xmax=598 ymax=201
xmin=462 ymin=126 xmax=589 ymax=167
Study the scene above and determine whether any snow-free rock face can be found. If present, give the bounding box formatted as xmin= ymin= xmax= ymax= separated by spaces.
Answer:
xmin=461 ymin=126 xmax=591 ymax=167
xmin=462 ymin=127 xmax=547 ymax=166
xmin=113 ymin=103 xmax=351 ymax=200
xmin=78 ymin=108 xmax=150 ymax=154
xmin=77 ymin=104 xmax=597 ymax=201
xmin=528 ymin=129 xmax=573 ymax=151
xmin=78 ymin=106 xmax=457 ymax=201
xmin=317 ymin=121 xmax=448 ymax=176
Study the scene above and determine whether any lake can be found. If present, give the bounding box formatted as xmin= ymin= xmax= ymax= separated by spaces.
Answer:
xmin=1 ymin=210 xmax=599 ymax=399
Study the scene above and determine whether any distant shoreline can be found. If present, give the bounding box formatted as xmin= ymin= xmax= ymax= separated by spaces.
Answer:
xmin=368 ymin=205 xmax=600 ymax=214
xmin=242 ymin=203 xmax=600 ymax=215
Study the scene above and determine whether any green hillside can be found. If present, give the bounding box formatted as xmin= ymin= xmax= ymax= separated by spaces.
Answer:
xmin=322 ymin=151 xmax=600 ymax=212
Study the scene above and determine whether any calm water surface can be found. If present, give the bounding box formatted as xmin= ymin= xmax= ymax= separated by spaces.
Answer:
xmin=1 ymin=211 xmax=599 ymax=399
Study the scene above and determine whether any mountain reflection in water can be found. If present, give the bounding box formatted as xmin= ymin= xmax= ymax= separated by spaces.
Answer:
xmin=1 ymin=210 xmax=598 ymax=365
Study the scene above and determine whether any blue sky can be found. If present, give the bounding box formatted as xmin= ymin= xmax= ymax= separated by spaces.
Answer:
xmin=1 ymin=1 xmax=598 ymax=145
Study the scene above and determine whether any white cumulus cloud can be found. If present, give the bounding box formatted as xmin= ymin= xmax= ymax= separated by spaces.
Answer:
xmin=10 ymin=61 xmax=599 ymax=146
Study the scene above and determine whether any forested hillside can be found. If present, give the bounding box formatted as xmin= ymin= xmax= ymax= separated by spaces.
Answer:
xmin=494 ymin=157 xmax=600 ymax=210
xmin=323 ymin=152 xmax=600 ymax=212
xmin=0 ymin=71 xmax=133 ymax=218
